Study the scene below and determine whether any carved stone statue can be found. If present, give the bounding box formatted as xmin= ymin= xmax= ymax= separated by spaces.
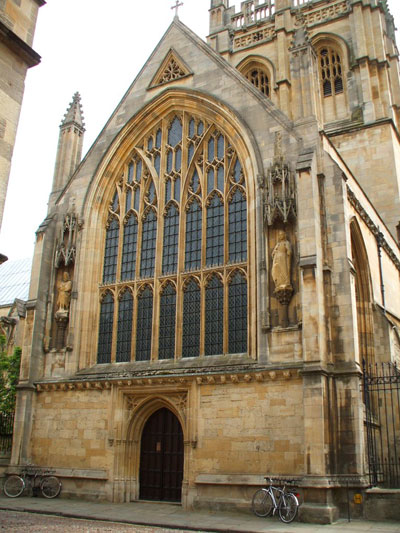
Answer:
xmin=56 ymin=271 xmax=72 ymax=313
xmin=271 ymin=230 xmax=293 ymax=306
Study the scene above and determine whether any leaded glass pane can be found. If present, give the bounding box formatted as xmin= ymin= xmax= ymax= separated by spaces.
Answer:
xmin=174 ymin=178 xmax=180 ymax=202
xmin=189 ymin=118 xmax=195 ymax=138
xmin=103 ymin=219 xmax=119 ymax=283
xmin=148 ymin=181 xmax=156 ymax=203
xmin=156 ymin=128 xmax=162 ymax=148
xmin=185 ymin=201 xmax=202 ymax=270
xmin=140 ymin=210 xmax=157 ymax=278
xmin=191 ymin=170 xmax=200 ymax=193
xmin=128 ymin=162 xmax=134 ymax=183
xmin=205 ymin=276 xmax=224 ymax=356
xmin=188 ymin=144 xmax=194 ymax=164
xmin=125 ymin=188 xmax=132 ymax=213
xmin=154 ymin=153 xmax=161 ymax=175
xmin=182 ymin=280 xmax=201 ymax=357
xmin=233 ymin=159 xmax=241 ymax=183
xmin=136 ymin=160 xmax=142 ymax=182
xmin=208 ymin=138 xmax=214 ymax=162
xmin=97 ymin=293 xmax=114 ymax=364
xmin=168 ymin=117 xmax=182 ymax=147
xmin=112 ymin=191 xmax=119 ymax=212
xmin=229 ymin=189 xmax=247 ymax=263
xmin=217 ymin=166 xmax=224 ymax=192
xmin=165 ymin=179 xmax=172 ymax=203
xmin=167 ymin=150 xmax=173 ymax=173
xmin=134 ymin=188 xmax=140 ymax=212
xmin=148 ymin=136 xmax=153 ymax=151
xmin=159 ymin=284 xmax=176 ymax=360
xmin=217 ymin=135 xmax=224 ymax=159
xmin=228 ymin=273 xmax=247 ymax=353
xmin=136 ymin=287 xmax=153 ymax=361
xmin=198 ymin=121 xmax=204 ymax=135
xmin=162 ymin=205 xmax=179 ymax=274
xmin=116 ymin=291 xmax=133 ymax=362
xmin=175 ymin=147 xmax=182 ymax=171
xmin=206 ymin=195 xmax=224 ymax=266
xmin=207 ymin=168 xmax=214 ymax=195
xmin=121 ymin=215 xmax=138 ymax=280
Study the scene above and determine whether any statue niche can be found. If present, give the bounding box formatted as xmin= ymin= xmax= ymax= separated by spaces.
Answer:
xmin=262 ymin=132 xmax=297 ymax=328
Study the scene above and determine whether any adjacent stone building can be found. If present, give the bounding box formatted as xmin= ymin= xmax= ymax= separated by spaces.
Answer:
xmin=10 ymin=0 xmax=400 ymax=523
xmin=0 ymin=0 xmax=44 ymax=260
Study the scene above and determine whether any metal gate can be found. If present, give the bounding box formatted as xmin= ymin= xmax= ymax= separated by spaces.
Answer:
xmin=0 ymin=412 xmax=14 ymax=456
xmin=363 ymin=360 xmax=400 ymax=487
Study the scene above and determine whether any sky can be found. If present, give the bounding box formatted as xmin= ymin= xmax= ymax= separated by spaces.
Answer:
xmin=0 ymin=0 xmax=400 ymax=261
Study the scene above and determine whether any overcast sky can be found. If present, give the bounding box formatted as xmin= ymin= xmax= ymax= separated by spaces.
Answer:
xmin=1 ymin=0 xmax=400 ymax=261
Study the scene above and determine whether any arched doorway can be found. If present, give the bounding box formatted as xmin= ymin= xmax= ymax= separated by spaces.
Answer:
xmin=139 ymin=407 xmax=184 ymax=502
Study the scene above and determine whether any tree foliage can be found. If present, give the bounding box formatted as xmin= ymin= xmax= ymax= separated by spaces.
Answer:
xmin=0 ymin=335 xmax=22 ymax=414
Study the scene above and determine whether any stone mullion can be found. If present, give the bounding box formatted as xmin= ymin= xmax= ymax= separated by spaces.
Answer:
xmin=131 ymin=284 xmax=138 ymax=362
xmin=110 ymin=287 xmax=119 ymax=364
xmin=199 ymin=272 xmax=205 ymax=357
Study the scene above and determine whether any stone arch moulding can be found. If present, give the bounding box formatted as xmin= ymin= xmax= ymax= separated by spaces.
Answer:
xmin=78 ymin=89 xmax=264 ymax=368
xmin=235 ymin=55 xmax=277 ymax=102
xmin=113 ymin=391 xmax=190 ymax=504
xmin=349 ymin=216 xmax=375 ymax=367
xmin=311 ymin=32 xmax=352 ymax=66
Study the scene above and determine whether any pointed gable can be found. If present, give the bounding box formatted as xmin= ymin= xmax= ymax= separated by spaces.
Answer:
xmin=149 ymin=48 xmax=192 ymax=89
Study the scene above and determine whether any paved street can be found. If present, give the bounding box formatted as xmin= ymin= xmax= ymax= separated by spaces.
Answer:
xmin=0 ymin=509 xmax=206 ymax=533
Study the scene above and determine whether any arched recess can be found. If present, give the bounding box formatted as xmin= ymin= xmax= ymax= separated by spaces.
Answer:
xmin=312 ymin=33 xmax=350 ymax=123
xmin=114 ymin=394 xmax=189 ymax=504
xmin=350 ymin=218 xmax=375 ymax=367
xmin=78 ymin=90 xmax=261 ymax=368
xmin=236 ymin=55 xmax=276 ymax=104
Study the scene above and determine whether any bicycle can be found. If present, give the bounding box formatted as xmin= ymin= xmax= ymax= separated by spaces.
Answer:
xmin=251 ymin=477 xmax=299 ymax=523
xmin=3 ymin=466 xmax=62 ymax=499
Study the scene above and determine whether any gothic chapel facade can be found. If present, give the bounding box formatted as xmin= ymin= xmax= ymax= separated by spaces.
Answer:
xmin=11 ymin=0 xmax=400 ymax=522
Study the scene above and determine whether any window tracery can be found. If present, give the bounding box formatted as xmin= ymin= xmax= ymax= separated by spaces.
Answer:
xmin=97 ymin=111 xmax=249 ymax=363
xmin=318 ymin=46 xmax=344 ymax=97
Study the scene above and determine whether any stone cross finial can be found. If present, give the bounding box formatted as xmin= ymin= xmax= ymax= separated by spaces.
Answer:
xmin=171 ymin=0 xmax=183 ymax=17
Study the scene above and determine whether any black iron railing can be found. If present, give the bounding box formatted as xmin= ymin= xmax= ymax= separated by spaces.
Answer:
xmin=0 ymin=412 xmax=14 ymax=456
xmin=363 ymin=360 xmax=400 ymax=488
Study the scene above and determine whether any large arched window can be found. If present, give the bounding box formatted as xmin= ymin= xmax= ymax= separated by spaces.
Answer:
xmin=237 ymin=58 xmax=271 ymax=98
xmin=97 ymin=111 xmax=249 ymax=363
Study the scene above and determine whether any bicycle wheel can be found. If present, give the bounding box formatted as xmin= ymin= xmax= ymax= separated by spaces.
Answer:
xmin=3 ymin=475 xmax=25 ymax=498
xmin=40 ymin=475 xmax=61 ymax=498
xmin=278 ymin=492 xmax=298 ymax=523
xmin=251 ymin=488 xmax=274 ymax=517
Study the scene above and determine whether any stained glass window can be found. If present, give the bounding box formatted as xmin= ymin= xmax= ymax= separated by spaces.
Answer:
xmin=205 ymin=276 xmax=224 ymax=356
xmin=121 ymin=215 xmax=138 ymax=280
xmin=159 ymin=284 xmax=176 ymax=359
xmin=116 ymin=290 xmax=133 ymax=362
xmin=206 ymin=195 xmax=224 ymax=266
xmin=140 ymin=210 xmax=157 ymax=278
xmin=97 ymin=292 xmax=114 ymax=364
xmin=162 ymin=205 xmax=179 ymax=274
xmin=185 ymin=201 xmax=202 ymax=271
xmin=228 ymin=273 xmax=247 ymax=354
xmin=99 ymin=113 xmax=249 ymax=363
xmin=136 ymin=287 xmax=153 ymax=361
xmin=229 ymin=189 xmax=247 ymax=263
xmin=103 ymin=219 xmax=119 ymax=283
xmin=182 ymin=280 xmax=201 ymax=357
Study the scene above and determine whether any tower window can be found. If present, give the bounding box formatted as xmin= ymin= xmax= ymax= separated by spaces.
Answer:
xmin=319 ymin=47 xmax=343 ymax=97
xmin=245 ymin=68 xmax=270 ymax=97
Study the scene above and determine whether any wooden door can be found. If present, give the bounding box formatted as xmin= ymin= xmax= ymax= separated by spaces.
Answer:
xmin=139 ymin=408 xmax=183 ymax=502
